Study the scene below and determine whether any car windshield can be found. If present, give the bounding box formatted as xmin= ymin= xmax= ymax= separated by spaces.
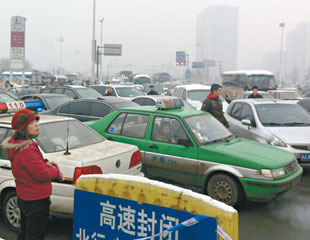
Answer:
xmin=110 ymin=101 xmax=138 ymax=109
xmin=115 ymin=87 xmax=142 ymax=98
xmin=76 ymin=88 xmax=103 ymax=98
xmin=255 ymin=104 xmax=310 ymax=126
xmin=44 ymin=96 xmax=71 ymax=109
xmin=188 ymin=90 xmax=211 ymax=102
xmin=279 ymin=91 xmax=302 ymax=100
xmin=248 ymin=75 xmax=276 ymax=90
xmin=185 ymin=114 xmax=232 ymax=144
xmin=0 ymin=93 xmax=16 ymax=102
xmin=37 ymin=120 xmax=104 ymax=153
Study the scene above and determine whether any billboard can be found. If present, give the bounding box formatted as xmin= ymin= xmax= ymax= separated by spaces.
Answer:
xmin=192 ymin=62 xmax=204 ymax=69
xmin=176 ymin=51 xmax=186 ymax=66
xmin=104 ymin=44 xmax=122 ymax=56
xmin=10 ymin=16 xmax=26 ymax=70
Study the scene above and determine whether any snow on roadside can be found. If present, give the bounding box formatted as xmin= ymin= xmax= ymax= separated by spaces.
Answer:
xmin=79 ymin=174 xmax=236 ymax=213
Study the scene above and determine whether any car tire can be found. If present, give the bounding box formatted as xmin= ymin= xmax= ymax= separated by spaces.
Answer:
xmin=2 ymin=191 xmax=20 ymax=232
xmin=206 ymin=173 xmax=243 ymax=207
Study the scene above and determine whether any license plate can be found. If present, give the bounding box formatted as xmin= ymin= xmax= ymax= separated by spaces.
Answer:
xmin=301 ymin=153 xmax=310 ymax=161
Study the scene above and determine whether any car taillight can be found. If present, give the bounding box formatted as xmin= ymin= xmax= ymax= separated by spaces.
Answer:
xmin=130 ymin=150 xmax=142 ymax=168
xmin=73 ymin=165 xmax=102 ymax=184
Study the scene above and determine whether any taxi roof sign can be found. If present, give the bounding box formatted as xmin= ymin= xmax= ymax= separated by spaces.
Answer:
xmin=0 ymin=100 xmax=44 ymax=114
xmin=156 ymin=97 xmax=184 ymax=110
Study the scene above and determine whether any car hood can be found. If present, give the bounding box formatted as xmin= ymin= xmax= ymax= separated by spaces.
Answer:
xmin=187 ymin=100 xmax=202 ymax=110
xmin=200 ymin=138 xmax=295 ymax=170
xmin=188 ymin=99 xmax=228 ymax=112
xmin=267 ymin=127 xmax=310 ymax=145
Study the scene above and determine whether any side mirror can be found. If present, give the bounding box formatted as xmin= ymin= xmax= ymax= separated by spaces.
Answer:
xmin=178 ymin=139 xmax=193 ymax=147
xmin=241 ymin=119 xmax=251 ymax=126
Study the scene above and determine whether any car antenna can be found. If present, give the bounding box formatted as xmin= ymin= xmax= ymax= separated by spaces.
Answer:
xmin=64 ymin=95 xmax=71 ymax=155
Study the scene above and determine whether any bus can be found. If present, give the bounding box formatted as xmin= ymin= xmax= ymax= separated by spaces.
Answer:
xmin=133 ymin=74 xmax=151 ymax=85
xmin=222 ymin=70 xmax=277 ymax=100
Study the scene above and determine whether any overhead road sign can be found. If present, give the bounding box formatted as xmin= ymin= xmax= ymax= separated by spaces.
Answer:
xmin=204 ymin=59 xmax=216 ymax=67
xmin=104 ymin=44 xmax=122 ymax=56
xmin=192 ymin=62 xmax=204 ymax=69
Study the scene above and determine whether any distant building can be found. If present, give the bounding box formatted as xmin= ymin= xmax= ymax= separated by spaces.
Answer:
xmin=286 ymin=22 xmax=310 ymax=84
xmin=196 ymin=5 xmax=239 ymax=72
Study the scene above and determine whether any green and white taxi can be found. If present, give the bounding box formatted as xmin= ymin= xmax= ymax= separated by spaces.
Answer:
xmin=0 ymin=101 xmax=143 ymax=231
xmin=86 ymin=98 xmax=303 ymax=206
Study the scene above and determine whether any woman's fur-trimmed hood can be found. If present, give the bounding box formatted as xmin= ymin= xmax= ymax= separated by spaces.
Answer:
xmin=1 ymin=137 xmax=33 ymax=151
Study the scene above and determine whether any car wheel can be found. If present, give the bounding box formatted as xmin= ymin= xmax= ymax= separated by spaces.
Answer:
xmin=206 ymin=173 xmax=243 ymax=207
xmin=2 ymin=191 xmax=20 ymax=232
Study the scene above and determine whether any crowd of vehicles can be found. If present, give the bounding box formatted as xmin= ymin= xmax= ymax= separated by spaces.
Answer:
xmin=0 ymin=69 xmax=310 ymax=232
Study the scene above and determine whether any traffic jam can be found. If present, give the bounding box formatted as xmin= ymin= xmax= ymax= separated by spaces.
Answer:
xmin=0 ymin=72 xmax=309 ymax=238
xmin=2 ymin=2 xmax=310 ymax=239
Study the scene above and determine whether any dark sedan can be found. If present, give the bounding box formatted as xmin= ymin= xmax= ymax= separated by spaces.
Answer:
xmin=40 ymin=97 xmax=139 ymax=122
xmin=21 ymin=94 xmax=71 ymax=110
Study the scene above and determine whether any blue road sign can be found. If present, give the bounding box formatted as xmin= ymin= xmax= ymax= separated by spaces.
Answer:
xmin=73 ymin=189 xmax=217 ymax=240
xmin=186 ymin=70 xmax=191 ymax=79
xmin=192 ymin=62 xmax=204 ymax=69
xmin=176 ymin=51 xmax=186 ymax=65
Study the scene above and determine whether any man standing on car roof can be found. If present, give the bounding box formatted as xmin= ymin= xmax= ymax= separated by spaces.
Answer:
xmin=147 ymin=85 xmax=159 ymax=95
xmin=201 ymin=84 xmax=230 ymax=129
xmin=248 ymin=86 xmax=263 ymax=98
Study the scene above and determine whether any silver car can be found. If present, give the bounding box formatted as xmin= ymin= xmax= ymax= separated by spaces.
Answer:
xmin=225 ymin=99 xmax=310 ymax=163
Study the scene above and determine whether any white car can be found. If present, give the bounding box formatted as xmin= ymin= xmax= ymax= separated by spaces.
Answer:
xmin=0 ymin=106 xmax=143 ymax=231
xmin=172 ymin=84 xmax=229 ymax=111
xmin=92 ymin=84 xmax=143 ymax=100
xmin=225 ymin=99 xmax=310 ymax=163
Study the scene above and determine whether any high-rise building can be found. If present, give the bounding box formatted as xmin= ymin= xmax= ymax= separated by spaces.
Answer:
xmin=286 ymin=22 xmax=310 ymax=83
xmin=196 ymin=5 xmax=239 ymax=71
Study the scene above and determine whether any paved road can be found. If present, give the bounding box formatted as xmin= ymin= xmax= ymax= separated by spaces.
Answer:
xmin=0 ymin=165 xmax=309 ymax=240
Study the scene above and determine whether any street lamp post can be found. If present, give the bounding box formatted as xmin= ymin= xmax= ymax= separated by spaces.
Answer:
xmin=279 ymin=22 xmax=285 ymax=87
xmin=99 ymin=18 xmax=104 ymax=82
xmin=57 ymin=36 xmax=65 ymax=75
xmin=91 ymin=0 xmax=96 ymax=83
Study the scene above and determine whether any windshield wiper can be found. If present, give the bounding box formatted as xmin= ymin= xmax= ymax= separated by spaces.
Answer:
xmin=206 ymin=135 xmax=233 ymax=145
xmin=262 ymin=123 xmax=283 ymax=126
xmin=282 ymin=122 xmax=310 ymax=126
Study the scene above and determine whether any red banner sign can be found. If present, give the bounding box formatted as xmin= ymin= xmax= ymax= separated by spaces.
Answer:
xmin=11 ymin=32 xmax=25 ymax=48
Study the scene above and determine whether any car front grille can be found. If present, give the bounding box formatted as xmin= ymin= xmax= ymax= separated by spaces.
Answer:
xmin=291 ymin=145 xmax=310 ymax=151
xmin=285 ymin=160 xmax=298 ymax=174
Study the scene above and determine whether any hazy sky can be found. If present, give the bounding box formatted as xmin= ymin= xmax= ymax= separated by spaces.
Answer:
xmin=1 ymin=0 xmax=310 ymax=74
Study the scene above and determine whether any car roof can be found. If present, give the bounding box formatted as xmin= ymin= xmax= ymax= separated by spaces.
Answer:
xmin=22 ymin=94 xmax=68 ymax=98
xmin=223 ymin=70 xmax=274 ymax=75
xmin=95 ymin=84 xmax=136 ymax=88
xmin=232 ymin=99 xmax=298 ymax=105
xmin=241 ymin=91 xmax=270 ymax=94
xmin=74 ymin=97 xmax=133 ymax=103
xmin=118 ymin=106 xmax=206 ymax=118
xmin=268 ymin=89 xmax=298 ymax=93
xmin=133 ymin=95 xmax=179 ymax=101
xmin=0 ymin=114 xmax=75 ymax=125
xmin=175 ymin=84 xmax=211 ymax=90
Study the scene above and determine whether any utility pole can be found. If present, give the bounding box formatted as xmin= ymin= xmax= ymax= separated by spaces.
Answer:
xmin=57 ymin=36 xmax=65 ymax=75
xmin=279 ymin=22 xmax=285 ymax=88
xmin=91 ymin=0 xmax=96 ymax=83
xmin=99 ymin=18 xmax=104 ymax=82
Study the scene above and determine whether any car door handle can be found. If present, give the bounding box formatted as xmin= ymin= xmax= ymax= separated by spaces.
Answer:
xmin=0 ymin=165 xmax=11 ymax=170
xmin=148 ymin=145 xmax=159 ymax=149
xmin=107 ymin=137 xmax=114 ymax=141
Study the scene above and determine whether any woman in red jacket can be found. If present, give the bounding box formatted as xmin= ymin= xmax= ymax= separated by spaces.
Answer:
xmin=2 ymin=109 xmax=64 ymax=240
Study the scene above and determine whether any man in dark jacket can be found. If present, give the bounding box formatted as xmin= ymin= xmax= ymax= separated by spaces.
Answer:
xmin=248 ymin=86 xmax=263 ymax=98
xmin=147 ymin=85 xmax=159 ymax=95
xmin=201 ymin=84 xmax=230 ymax=128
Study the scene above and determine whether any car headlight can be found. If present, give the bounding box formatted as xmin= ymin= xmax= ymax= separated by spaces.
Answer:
xmin=266 ymin=135 xmax=287 ymax=147
xmin=261 ymin=168 xmax=286 ymax=178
